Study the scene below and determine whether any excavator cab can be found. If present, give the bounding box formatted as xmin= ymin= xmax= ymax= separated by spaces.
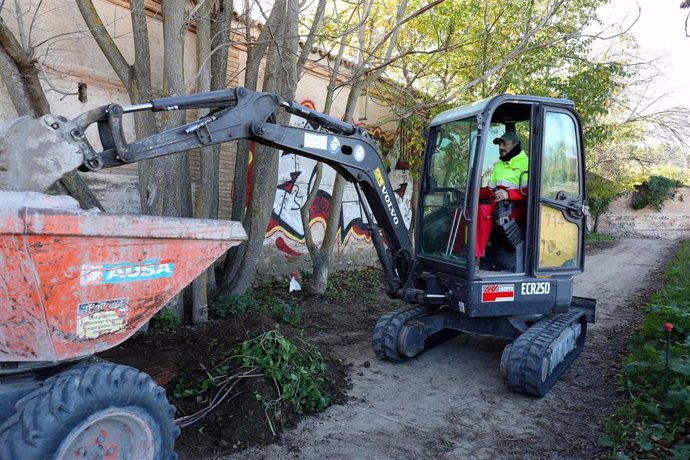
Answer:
xmin=417 ymin=95 xmax=587 ymax=278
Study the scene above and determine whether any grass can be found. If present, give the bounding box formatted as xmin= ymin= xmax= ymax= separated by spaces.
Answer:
xmin=586 ymin=231 xmax=617 ymax=244
xmin=151 ymin=307 xmax=181 ymax=332
xmin=210 ymin=288 xmax=302 ymax=325
xmin=600 ymin=240 xmax=690 ymax=459
xmin=239 ymin=330 xmax=331 ymax=414
xmin=324 ymin=266 xmax=385 ymax=301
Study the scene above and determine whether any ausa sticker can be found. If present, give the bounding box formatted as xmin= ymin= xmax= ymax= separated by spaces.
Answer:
xmin=80 ymin=259 xmax=175 ymax=285
xmin=76 ymin=297 xmax=128 ymax=339
xmin=482 ymin=284 xmax=515 ymax=302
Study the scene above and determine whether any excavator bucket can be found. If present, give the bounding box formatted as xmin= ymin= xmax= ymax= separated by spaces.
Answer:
xmin=0 ymin=115 xmax=84 ymax=192
xmin=0 ymin=191 xmax=246 ymax=362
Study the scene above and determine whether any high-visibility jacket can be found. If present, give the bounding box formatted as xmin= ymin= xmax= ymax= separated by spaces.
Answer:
xmin=474 ymin=151 xmax=529 ymax=257
xmin=486 ymin=151 xmax=529 ymax=200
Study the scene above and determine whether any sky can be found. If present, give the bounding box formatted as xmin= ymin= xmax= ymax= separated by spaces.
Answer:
xmin=598 ymin=0 xmax=690 ymax=112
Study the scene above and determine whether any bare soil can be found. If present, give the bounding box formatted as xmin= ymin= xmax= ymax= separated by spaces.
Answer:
xmin=101 ymin=238 xmax=677 ymax=460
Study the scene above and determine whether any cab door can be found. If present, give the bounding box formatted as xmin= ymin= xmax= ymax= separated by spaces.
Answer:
xmin=533 ymin=106 xmax=586 ymax=275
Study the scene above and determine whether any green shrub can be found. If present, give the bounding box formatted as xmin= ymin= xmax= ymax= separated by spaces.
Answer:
xmin=209 ymin=292 xmax=259 ymax=317
xmin=266 ymin=297 xmax=302 ymax=325
xmin=631 ymin=175 xmax=681 ymax=211
xmin=239 ymin=330 xmax=331 ymax=413
xmin=602 ymin=240 xmax=690 ymax=458
xmin=151 ymin=308 xmax=181 ymax=332
xmin=210 ymin=290 xmax=302 ymax=325
xmin=587 ymin=173 xmax=626 ymax=232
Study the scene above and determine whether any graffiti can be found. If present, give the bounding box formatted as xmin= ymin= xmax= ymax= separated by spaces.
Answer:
xmin=368 ymin=126 xmax=397 ymax=151
xmin=264 ymin=100 xmax=413 ymax=259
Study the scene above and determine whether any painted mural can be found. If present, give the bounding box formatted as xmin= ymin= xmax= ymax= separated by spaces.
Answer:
xmin=264 ymin=100 xmax=413 ymax=260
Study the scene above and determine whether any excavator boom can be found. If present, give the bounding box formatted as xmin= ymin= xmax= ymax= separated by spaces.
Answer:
xmin=0 ymin=88 xmax=414 ymax=296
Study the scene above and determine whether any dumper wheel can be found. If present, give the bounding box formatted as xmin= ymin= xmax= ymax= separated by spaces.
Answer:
xmin=0 ymin=362 xmax=179 ymax=460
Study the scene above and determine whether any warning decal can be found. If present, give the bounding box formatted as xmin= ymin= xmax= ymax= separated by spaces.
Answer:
xmin=482 ymin=284 xmax=515 ymax=302
xmin=76 ymin=298 xmax=128 ymax=339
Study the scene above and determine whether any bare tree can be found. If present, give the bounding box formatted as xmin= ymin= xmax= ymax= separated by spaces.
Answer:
xmin=299 ymin=0 xmax=449 ymax=294
xmin=191 ymin=0 xmax=233 ymax=323
xmin=218 ymin=0 xmax=326 ymax=295
xmin=77 ymin=0 xmax=193 ymax=318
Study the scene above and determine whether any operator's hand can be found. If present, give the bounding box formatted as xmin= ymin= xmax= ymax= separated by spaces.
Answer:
xmin=494 ymin=189 xmax=509 ymax=201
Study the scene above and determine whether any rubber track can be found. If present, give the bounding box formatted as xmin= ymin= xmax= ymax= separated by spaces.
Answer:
xmin=372 ymin=306 xmax=429 ymax=363
xmin=0 ymin=363 xmax=179 ymax=460
xmin=506 ymin=309 xmax=587 ymax=397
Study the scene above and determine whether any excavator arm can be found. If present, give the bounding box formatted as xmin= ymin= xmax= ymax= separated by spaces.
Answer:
xmin=53 ymin=88 xmax=413 ymax=297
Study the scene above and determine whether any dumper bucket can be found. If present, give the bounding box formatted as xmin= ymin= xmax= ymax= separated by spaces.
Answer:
xmin=0 ymin=192 xmax=246 ymax=362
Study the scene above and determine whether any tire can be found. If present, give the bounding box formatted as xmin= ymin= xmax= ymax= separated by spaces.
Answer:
xmin=0 ymin=363 xmax=179 ymax=460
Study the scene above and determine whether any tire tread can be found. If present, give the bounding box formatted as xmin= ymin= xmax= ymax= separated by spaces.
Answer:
xmin=0 ymin=363 xmax=179 ymax=460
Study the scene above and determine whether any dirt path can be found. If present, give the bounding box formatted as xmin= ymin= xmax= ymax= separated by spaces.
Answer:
xmin=221 ymin=238 xmax=676 ymax=460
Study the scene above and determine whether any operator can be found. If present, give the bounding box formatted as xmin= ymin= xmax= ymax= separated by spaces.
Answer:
xmin=475 ymin=131 xmax=528 ymax=259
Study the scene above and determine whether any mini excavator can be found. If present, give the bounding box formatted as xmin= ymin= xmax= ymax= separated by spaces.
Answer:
xmin=0 ymin=88 xmax=595 ymax=458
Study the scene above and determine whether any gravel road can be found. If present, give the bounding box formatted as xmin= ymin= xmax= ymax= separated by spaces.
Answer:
xmin=223 ymin=238 xmax=676 ymax=460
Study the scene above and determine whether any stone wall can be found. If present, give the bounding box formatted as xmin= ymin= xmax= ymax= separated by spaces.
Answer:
xmin=596 ymin=187 xmax=690 ymax=239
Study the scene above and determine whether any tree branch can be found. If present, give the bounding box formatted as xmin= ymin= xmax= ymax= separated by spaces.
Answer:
xmin=366 ymin=0 xmax=443 ymax=65
xmin=0 ymin=15 xmax=29 ymax=66
xmin=297 ymin=0 xmax=326 ymax=78
xmin=13 ymin=0 xmax=29 ymax=50
xmin=75 ymin=0 xmax=132 ymax=88
xmin=130 ymin=0 xmax=153 ymax=102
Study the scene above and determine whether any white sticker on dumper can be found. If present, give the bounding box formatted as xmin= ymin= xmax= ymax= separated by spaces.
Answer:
xmin=76 ymin=298 xmax=128 ymax=339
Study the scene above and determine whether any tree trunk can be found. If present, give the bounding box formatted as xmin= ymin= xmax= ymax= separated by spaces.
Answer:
xmin=303 ymin=84 xmax=362 ymax=294
xmin=310 ymin=253 xmax=330 ymax=294
xmin=218 ymin=0 xmax=288 ymax=294
xmin=0 ymin=45 xmax=34 ymax=116
xmin=191 ymin=0 xmax=214 ymax=324
xmin=204 ymin=0 xmax=232 ymax=294
xmin=148 ymin=0 xmax=192 ymax=319
xmin=295 ymin=2 xmax=350 ymax=294
xmin=218 ymin=0 xmax=301 ymax=295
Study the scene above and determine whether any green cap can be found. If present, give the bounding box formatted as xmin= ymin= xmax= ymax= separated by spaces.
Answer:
xmin=492 ymin=132 xmax=520 ymax=145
